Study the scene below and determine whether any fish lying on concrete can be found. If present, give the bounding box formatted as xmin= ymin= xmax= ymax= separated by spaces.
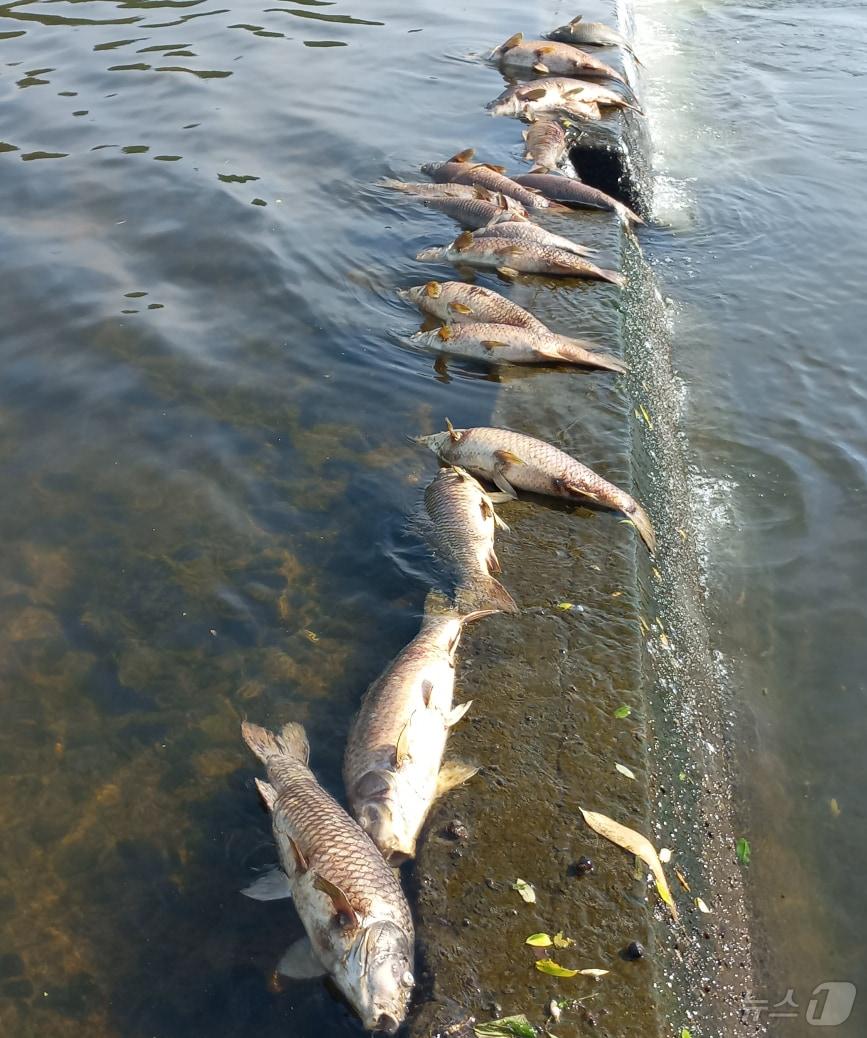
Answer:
xmin=423 ymin=470 xmax=517 ymax=614
xmin=421 ymin=150 xmax=555 ymax=211
xmin=547 ymin=14 xmax=643 ymax=65
xmin=398 ymin=281 xmax=543 ymax=330
xmin=416 ymin=424 xmax=656 ymax=552
xmin=488 ymin=77 xmax=641 ymax=119
xmin=416 ymin=230 xmax=624 ymax=285
xmin=344 ymin=595 xmax=498 ymax=865
xmin=411 ymin=322 xmax=627 ymax=373
xmin=491 ymin=31 xmax=628 ymax=87
xmin=523 ymin=117 xmax=570 ymax=171
xmin=474 ymin=213 xmax=594 ymax=257
xmin=241 ymin=721 xmax=415 ymax=1034
xmin=512 ymin=172 xmax=644 ymax=228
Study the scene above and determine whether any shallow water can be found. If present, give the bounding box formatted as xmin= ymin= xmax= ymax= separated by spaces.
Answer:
xmin=1 ymin=0 xmax=864 ymax=1035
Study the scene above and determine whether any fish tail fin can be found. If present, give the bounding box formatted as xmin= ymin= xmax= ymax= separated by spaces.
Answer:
xmin=627 ymin=502 xmax=656 ymax=553
xmin=553 ymin=336 xmax=628 ymax=373
xmin=456 ymin=575 xmax=519 ymax=615
xmin=242 ymin=721 xmax=310 ymax=765
xmin=599 ymin=267 xmax=626 ymax=287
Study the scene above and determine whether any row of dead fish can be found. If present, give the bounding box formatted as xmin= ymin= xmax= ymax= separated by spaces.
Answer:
xmin=240 ymin=12 xmax=647 ymax=1036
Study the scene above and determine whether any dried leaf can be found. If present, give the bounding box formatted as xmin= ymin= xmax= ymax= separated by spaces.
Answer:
xmin=303 ymin=629 xmax=319 ymax=643
xmin=579 ymin=808 xmax=678 ymax=921
xmin=674 ymin=868 xmax=691 ymax=893
xmin=578 ymin=968 xmax=609 ymax=978
xmin=695 ymin=897 xmax=712 ymax=914
xmin=736 ymin=837 xmax=751 ymax=866
xmin=639 ymin=404 xmax=653 ymax=429
xmin=613 ymin=705 xmax=631 ymax=719
xmin=615 ymin=763 xmax=636 ymax=780
xmin=512 ymin=878 xmax=536 ymax=903
xmin=535 ymin=959 xmax=578 ymax=978
xmin=552 ymin=932 xmax=574 ymax=949
xmin=474 ymin=1015 xmax=536 ymax=1038
xmin=525 ymin=933 xmax=552 ymax=947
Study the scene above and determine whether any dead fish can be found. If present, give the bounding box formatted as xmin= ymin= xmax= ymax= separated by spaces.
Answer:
xmin=491 ymin=31 xmax=628 ymax=87
xmin=416 ymin=230 xmax=625 ymax=285
xmin=344 ymin=596 xmax=497 ymax=865
xmin=424 ymin=469 xmax=517 ymax=615
xmin=523 ymin=117 xmax=569 ymax=171
xmin=379 ymin=179 xmax=525 ymax=212
xmin=421 ymin=149 xmax=555 ymax=211
xmin=474 ymin=213 xmax=595 ymax=257
xmin=548 ymin=14 xmax=643 ymax=65
xmin=412 ymin=322 xmax=626 ymax=373
xmin=415 ymin=424 xmax=656 ymax=552
xmin=398 ymin=281 xmax=543 ymax=330
xmin=422 ymin=193 xmax=526 ymax=230
xmin=488 ymin=77 xmax=640 ymax=119
xmin=241 ymin=721 xmax=414 ymax=1034
xmin=511 ymin=172 xmax=644 ymax=228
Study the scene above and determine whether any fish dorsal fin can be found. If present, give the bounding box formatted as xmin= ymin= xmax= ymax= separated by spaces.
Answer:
xmin=448 ymin=147 xmax=475 ymax=164
xmin=482 ymin=163 xmax=507 ymax=174
xmin=424 ymin=280 xmax=442 ymax=298
xmin=533 ymin=62 xmax=549 ymax=74
xmin=445 ymin=417 xmax=461 ymax=442
xmin=288 ymin=836 xmax=309 ymax=875
xmin=255 ymin=778 xmax=278 ymax=812
xmin=481 ymin=339 xmax=508 ymax=349
xmin=454 ymin=230 xmax=474 ymax=252
xmin=569 ymin=14 xmax=583 ymax=25
xmin=435 ymin=760 xmax=479 ymax=798
xmin=446 ymin=701 xmax=473 ymax=728
xmin=521 ymin=87 xmax=547 ymax=101
xmin=449 ymin=301 xmax=472 ymax=314
xmin=501 ymin=31 xmax=523 ymax=51
xmin=313 ymin=874 xmax=358 ymax=930
xmin=438 ymin=325 xmax=453 ymax=341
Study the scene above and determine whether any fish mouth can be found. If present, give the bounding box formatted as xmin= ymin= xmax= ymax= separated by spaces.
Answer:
xmin=374 ymin=1012 xmax=401 ymax=1035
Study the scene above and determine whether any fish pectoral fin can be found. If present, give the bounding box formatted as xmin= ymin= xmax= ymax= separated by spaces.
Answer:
xmin=424 ymin=280 xmax=442 ymax=298
xmin=254 ymin=778 xmax=278 ymax=812
xmin=446 ymin=701 xmax=473 ymax=728
xmin=521 ymin=87 xmax=547 ymax=101
xmin=448 ymin=301 xmax=472 ymax=315
xmin=435 ymin=760 xmax=479 ymax=798
xmin=313 ymin=874 xmax=359 ymax=931
xmin=569 ymin=14 xmax=583 ymax=24
xmin=481 ymin=339 xmax=509 ymax=350
xmin=447 ymin=147 xmax=475 ymax=164
xmin=454 ymin=230 xmax=474 ymax=252
xmin=288 ymin=836 xmax=309 ymax=875
xmin=421 ymin=678 xmax=435 ymax=707
xmin=495 ymin=448 xmax=524 ymax=467
xmin=533 ymin=62 xmax=550 ymax=74
xmin=445 ymin=417 xmax=461 ymax=442
xmin=491 ymin=467 xmax=519 ymax=499
xmin=276 ymin=938 xmax=328 ymax=980
xmin=486 ymin=491 xmax=515 ymax=507
xmin=242 ymin=867 xmax=294 ymax=902
xmin=496 ymin=266 xmax=520 ymax=280
xmin=486 ymin=546 xmax=502 ymax=574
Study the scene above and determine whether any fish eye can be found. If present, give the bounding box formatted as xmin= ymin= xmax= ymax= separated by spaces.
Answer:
xmin=401 ymin=971 xmax=414 ymax=987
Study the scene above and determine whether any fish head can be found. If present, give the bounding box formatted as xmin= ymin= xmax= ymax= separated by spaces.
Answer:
xmin=345 ymin=920 xmax=415 ymax=1033
xmin=413 ymin=427 xmax=463 ymax=460
xmin=358 ymin=799 xmax=417 ymax=865
xmin=396 ymin=286 xmax=422 ymax=307
xmin=419 ymin=161 xmax=439 ymax=176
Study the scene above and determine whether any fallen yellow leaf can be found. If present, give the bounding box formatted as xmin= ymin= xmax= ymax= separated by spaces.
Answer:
xmin=535 ymin=959 xmax=578 ymax=978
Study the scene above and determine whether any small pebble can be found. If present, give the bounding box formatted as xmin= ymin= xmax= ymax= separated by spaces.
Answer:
xmin=624 ymin=941 xmax=645 ymax=960
xmin=575 ymin=856 xmax=594 ymax=875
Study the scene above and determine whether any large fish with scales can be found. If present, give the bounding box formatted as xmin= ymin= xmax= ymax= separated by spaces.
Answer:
xmin=411 ymin=323 xmax=626 ymax=373
xmin=415 ymin=423 xmax=656 ymax=552
xmin=421 ymin=150 xmax=556 ymax=211
xmin=344 ymin=594 xmax=499 ymax=865
xmin=416 ymin=229 xmax=624 ymax=284
xmin=241 ymin=721 xmax=415 ymax=1034
xmin=488 ymin=77 xmax=641 ymax=119
xmin=512 ymin=172 xmax=644 ymax=228
xmin=398 ymin=281 xmax=543 ymax=330
xmin=490 ymin=31 xmax=628 ymax=87
xmin=473 ymin=213 xmax=594 ymax=257
xmin=547 ymin=14 xmax=643 ymax=65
